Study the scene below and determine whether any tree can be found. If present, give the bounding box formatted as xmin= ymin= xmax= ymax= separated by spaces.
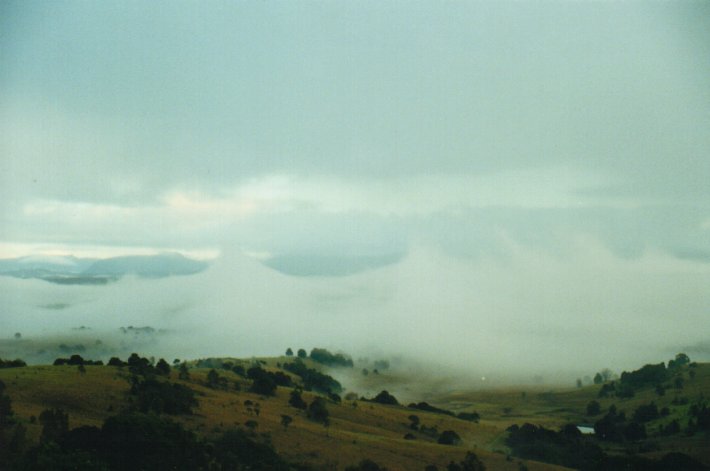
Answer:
xmin=285 ymin=348 xmax=293 ymax=357
xmin=280 ymin=414 xmax=293 ymax=430
xmin=156 ymin=358 xmax=171 ymax=376
xmin=593 ymin=373 xmax=603 ymax=384
xmin=345 ymin=459 xmax=389 ymax=471
xmin=178 ymin=362 xmax=190 ymax=381
xmin=13 ymin=333 xmax=20 ymax=340
xmin=289 ymin=389 xmax=307 ymax=410
xmin=297 ymin=349 xmax=307 ymax=359
xmin=307 ymin=397 xmax=329 ymax=425
xmin=586 ymin=400 xmax=601 ymax=416
xmin=576 ymin=379 xmax=582 ymax=388
xmin=438 ymin=430 xmax=462 ymax=445
xmin=408 ymin=415 xmax=420 ymax=430
xmin=372 ymin=390 xmax=399 ymax=405
xmin=39 ymin=408 xmax=69 ymax=444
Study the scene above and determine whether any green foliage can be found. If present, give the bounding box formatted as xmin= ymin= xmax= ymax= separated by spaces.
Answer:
xmin=212 ymin=428 xmax=290 ymax=470
xmin=437 ymin=430 xmax=461 ymax=445
xmin=155 ymin=358 xmax=171 ymax=376
xmin=107 ymin=357 xmax=126 ymax=367
xmin=282 ymin=360 xmax=342 ymax=394
xmin=286 ymin=348 xmax=293 ymax=356
xmin=289 ymin=389 xmax=307 ymax=410
xmin=506 ymin=423 xmax=604 ymax=469
xmin=127 ymin=353 xmax=156 ymax=377
xmin=100 ymin=412 xmax=208 ymax=470
xmin=446 ymin=452 xmax=486 ymax=471
xmin=297 ymin=349 xmax=307 ymax=359
xmin=130 ymin=378 xmax=197 ymax=415
xmin=632 ymin=402 xmax=659 ymax=423
xmin=53 ymin=355 xmax=103 ymax=366
xmin=0 ymin=358 xmax=27 ymax=369
xmin=307 ymin=397 xmax=329 ymax=425
xmin=668 ymin=353 xmax=690 ymax=369
xmin=39 ymin=409 xmax=69 ymax=444
xmin=619 ymin=363 xmax=668 ymax=390
xmin=178 ymin=362 xmax=190 ymax=380
xmin=457 ymin=412 xmax=481 ymax=423
xmin=309 ymin=348 xmax=353 ymax=367
xmin=371 ymin=390 xmax=399 ymax=405
xmin=408 ymin=401 xmax=455 ymax=417
xmin=586 ymin=400 xmax=601 ymax=416
xmin=345 ymin=459 xmax=389 ymax=471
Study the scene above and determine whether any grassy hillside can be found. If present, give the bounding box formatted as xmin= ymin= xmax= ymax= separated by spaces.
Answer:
xmin=1 ymin=354 xmax=708 ymax=470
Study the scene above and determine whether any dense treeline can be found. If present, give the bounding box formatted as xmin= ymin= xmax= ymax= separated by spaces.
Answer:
xmin=0 ymin=358 xmax=27 ymax=369
xmin=308 ymin=348 xmax=353 ymax=368
xmin=506 ymin=423 xmax=706 ymax=470
xmin=282 ymin=360 xmax=342 ymax=395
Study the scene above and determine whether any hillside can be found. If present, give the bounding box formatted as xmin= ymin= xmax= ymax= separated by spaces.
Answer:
xmin=1 ymin=352 xmax=709 ymax=470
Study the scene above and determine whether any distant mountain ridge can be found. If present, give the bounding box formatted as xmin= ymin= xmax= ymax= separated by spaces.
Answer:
xmin=0 ymin=253 xmax=209 ymax=284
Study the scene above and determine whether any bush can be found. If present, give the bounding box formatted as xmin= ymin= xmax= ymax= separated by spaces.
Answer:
xmin=438 ymin=430 xmax=462 ymax=445
xmin=289 ymin=389 xmax=307 ymax=410
xmin=586 ymin=400 xmax=601 ymax=416
xmin=307 ymin=397 xmax=329 ymax=425
xmin=0 ymin=358 xmax=27 ymax=369
xmin=309 ymin=348 xmax=353 ymax=367
xmin=345 ymin=459 xmax=389 ymax=471
xmin=372 ymin=390 xmax=398 ymax=405
xmin=282 ymin=360 xmax=342 ymax=394
xmin=130 ymin=378 xmax=197 ymax=415
xmin=457 ymin=412 xmax=481 ymax=422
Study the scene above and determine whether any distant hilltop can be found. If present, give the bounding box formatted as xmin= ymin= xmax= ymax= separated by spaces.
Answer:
xmin=0 ymin=252 xmax=209 ymax=285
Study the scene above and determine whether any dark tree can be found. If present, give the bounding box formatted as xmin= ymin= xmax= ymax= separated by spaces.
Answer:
xmin=286 ymin=348 xmax=293 ymax=357
xmin=408 ymin=414 xmax=420 ymax=430
xmin=289 ymin=389 xmax=307 ymax=410
xmin=372 ymin=390 xmax=399 ymax=405
xmin=280 ymin=414 xmax=293 ymax=430
xmin=178 ymin=362 xmax=190 ymax=381
xmin=155 ymin=358 xmax=171 ymax=376
xmin=345 ymin=459 xmax=389 ymax=471
xmin=297 ymin=348 xmax=307 ymax=359
xmin=207 ymin=369 xmax=221 ymax=388
xmin=307 ymin=397 xmax=329 ymax=425
xmin=593 ymin=373 xmax=603 ymax=384
xmin=108 ymin=357 xmax=126 ymax=367
xmin=39 ymin=408 xmax=69 ymax=444
xmin=438 ymin=430 xmax=462 ymax=445
xmin=586 ymin=400 xmax=601 ymax=416
xmin=131 ymin=378 xmax=198 ymax=415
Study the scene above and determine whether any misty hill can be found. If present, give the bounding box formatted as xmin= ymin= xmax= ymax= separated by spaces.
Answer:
xmin=0 ymin=253 xmax=208 ymax=284
xmin=263 ymin=252 xmax=403 ymax=276
xmin=1 ymin=349 xmax=708 ymax=470
xmin=82 ymin=253 xmax=208 ymax=278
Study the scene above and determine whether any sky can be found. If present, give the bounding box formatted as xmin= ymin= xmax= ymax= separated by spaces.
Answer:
xmin=1 ymin=1 xmax=710 ymax=377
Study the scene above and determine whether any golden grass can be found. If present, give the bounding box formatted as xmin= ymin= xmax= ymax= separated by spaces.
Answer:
xmin=2 ymin=361 xmax=709 ymax=470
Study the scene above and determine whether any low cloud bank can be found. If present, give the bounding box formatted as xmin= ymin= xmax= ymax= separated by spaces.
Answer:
xmin=1 ymin=238 xmax=708 ymax=384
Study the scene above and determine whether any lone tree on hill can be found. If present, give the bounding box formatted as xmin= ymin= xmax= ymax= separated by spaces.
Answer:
xmin=286 ymin=348 xmax=293 ymax=357
xmin=373 ymin=390 xmax=399 ymax=405
xmin=297 ymin=349 xmax=307 ymax=359
xmin=307 ymin=397 xmax=329 ymax=425
xmin=289 ymin=389 xmax=307 ymax=410
xmin=156 ymin=358 xmax=171 ymax=376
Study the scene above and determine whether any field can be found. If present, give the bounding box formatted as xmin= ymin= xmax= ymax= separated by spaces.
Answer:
xmin=1 ymin=355 xmax=709 ymax=470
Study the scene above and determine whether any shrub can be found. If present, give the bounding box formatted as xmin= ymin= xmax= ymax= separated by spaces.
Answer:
xmin=307 ymin=397 xmax=329 ymax=425
xmin=437 ymin=430 xmax=462 ymax=445
xmin=372 ymin=390 xmax=398 ymax=405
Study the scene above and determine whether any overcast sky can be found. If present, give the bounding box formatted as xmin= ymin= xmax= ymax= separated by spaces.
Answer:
xmin=1 ymin=1 xmax=710 ymax=372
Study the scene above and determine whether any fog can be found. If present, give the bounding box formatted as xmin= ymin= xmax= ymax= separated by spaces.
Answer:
xmin=2 ymin=238 xmax=708 ymax=385
xmin=2 ymin=2 xmax=710 ymax=390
